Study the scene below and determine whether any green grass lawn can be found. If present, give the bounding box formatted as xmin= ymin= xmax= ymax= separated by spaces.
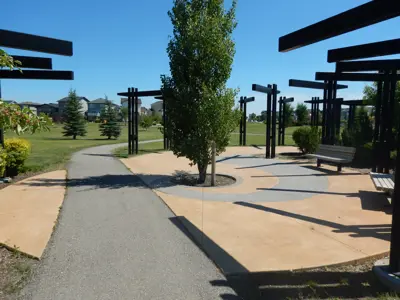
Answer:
xmin=4 ymin=122 xmax=298 ymax=174
xmin=233 ymin=122 xmax=297 ymax=146
xmin=4 ymin=123 xmax=162 ymax=172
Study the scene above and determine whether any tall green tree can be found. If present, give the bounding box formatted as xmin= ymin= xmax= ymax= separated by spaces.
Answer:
xmin=120 ymin=106 xmax=129 ymax=125
xmin=62 ymin=89 xmax=87 ymax=140
xmin=161 ymin=0 xmax=240 ymax=183
xmin=99 ymin=99 xmax=121 ymax=139
xmin=248 ymin=113 xmax=257 ymax=122
xmin=283 ymin=103 xmax=295 ymax=127
xmin=295 ymin=103 xmax=309 ymax=126
xmin=140 ymin=115 xmax=153 ymax=131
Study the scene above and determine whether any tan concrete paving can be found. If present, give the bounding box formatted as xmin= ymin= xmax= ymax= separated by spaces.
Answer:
xmin=120 ymin=147 xmax=391 ymax=273
xmin=0 ymin=170 xmax=66 ymax=258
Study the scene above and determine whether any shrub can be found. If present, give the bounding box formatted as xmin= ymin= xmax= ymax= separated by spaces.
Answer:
xmin=292 ymin=127 xmax=319 ymax=154
xmin=0 ymin=148 xmax=7 ymax=177
xmin=4 ymin=138 xmax=31 ymax=177
xmin=341 ymin=128 xmax=356 ymax=147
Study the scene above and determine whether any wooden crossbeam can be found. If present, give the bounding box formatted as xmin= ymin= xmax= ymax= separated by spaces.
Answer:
xmin=315 ymin=72 xmax=400 ymax=82
xmin=11 ymin=55 xmax=52 ymax=69
xmin=328 ymin=39 xmax=400 ymax=62
xmin=0 ymin=29 xmax=73 ymax=56
xmin=118 ymin=90 xmax=162 ymax=97
xmin=304 ymin=98 xmax=343 ymax=104
xmin=0 ymin=70 xmax=73 ymax=80
xmin=252 ymin=84 xmax=280 ymax=95
xmin=336 ymin=59 xmax=400 ymax=72
xmin=289 ymin=79 xmax=348 ymax=90
xmin=279 ymin=1 xmax=400 ymax=52
xmin=239 ymin=97 xmax=255 ymax=103
xmin=280 ymin=97 xmax=294 ymax=103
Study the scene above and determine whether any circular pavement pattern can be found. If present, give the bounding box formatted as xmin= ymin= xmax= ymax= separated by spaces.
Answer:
xmin=147 ymin=155 xmax=329 ymax=202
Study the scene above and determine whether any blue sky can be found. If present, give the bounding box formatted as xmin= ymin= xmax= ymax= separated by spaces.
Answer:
xmin=2 ymin=0 xmax=400 ymax=115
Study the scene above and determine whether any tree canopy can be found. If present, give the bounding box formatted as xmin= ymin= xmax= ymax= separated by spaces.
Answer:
xmin=161 ymin=0 xmax=239 ymax=183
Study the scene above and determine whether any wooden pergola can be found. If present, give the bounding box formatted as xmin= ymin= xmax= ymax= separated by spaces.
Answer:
xmin=0 ymin=29 xmax=74 ymax=148
xmin=279 ymin=0 xmax=400 ymax=272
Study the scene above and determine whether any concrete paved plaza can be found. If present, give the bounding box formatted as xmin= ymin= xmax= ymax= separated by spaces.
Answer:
xmin=121 ymin=146 xmax=392 ymax=274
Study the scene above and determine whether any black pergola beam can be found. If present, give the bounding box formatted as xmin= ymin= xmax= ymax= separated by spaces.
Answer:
xmin=0 ymin=29 xmax=73 ymax=56
xmin=289 ymin=79 xmax=348 ymax=90
xmin=252 ymin=84 xmax=280 ymax=95
xmin=336 ymin=59 xmax=400 ymax=72
xmin=305 ymin=98 xmax=343 ymax=104
xmin=118 ymin=90 xmax=162 ymax=97
xmin=0 ymin=70 xmax=73 ymax=80
xmin=342 ymin=100 xmax=371 ymax=106
xmin=155 ymin=96 xmax=164 ymax=100
xmin=239 ymin=96 xmax=255 ymax=104
xmin=316 ymin=72 xmax=400 ymax=82
xmin=279 ymin=1 xmax=400 ymax=52
xmin=280 ymin=97 xmax=294 ymax=103
xmin=328 ymin=39 xmax=400 ymax=63
xmin=11 ymin=55 xmax=53 ymax=69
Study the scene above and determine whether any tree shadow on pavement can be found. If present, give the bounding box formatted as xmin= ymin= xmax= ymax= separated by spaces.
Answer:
xmin=17 ymin=173 xmax=183 ymax=191
xmin=169 ymin=216 xmax=393 ymax=300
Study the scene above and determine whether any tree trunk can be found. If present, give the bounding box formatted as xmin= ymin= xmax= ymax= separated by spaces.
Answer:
xmin=73 ymin=135 xmax=76 ymax=140
xmin=198 ymin=163 xmax=208 ymax=184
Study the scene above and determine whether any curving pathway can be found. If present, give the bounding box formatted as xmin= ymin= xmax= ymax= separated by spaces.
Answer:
xmin=23 ymin=142 xmax=237 ymax=300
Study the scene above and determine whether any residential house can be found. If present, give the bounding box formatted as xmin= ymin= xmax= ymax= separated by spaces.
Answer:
xmin=121 ymin=98 xmax=142 ymax=113
xmin=151 ymin=101 xmax=163 ymax=117
xmin=18 ymin=102 xmax=43 ymax=115
xmin=88 ymin=98 xmax=120 ymax=121
xmin=58 ymin=96 xmax=89 ymax=118
xmin=140 ymin=107 xmax=151 ymax=116
xmin=38 ymin=103 xmax=60 ymax=121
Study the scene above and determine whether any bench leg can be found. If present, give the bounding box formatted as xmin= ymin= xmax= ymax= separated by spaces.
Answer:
xmin=337 ymin=164 xmax=342 ymax=172
xmin=317 ymin=159 xmax=321 ymax=167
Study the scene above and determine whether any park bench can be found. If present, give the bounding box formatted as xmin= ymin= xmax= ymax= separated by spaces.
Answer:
xmin=308 ymin=144 xmax=356 ymax=172
xmin=370 ymin=172 xmax=395 ymax=194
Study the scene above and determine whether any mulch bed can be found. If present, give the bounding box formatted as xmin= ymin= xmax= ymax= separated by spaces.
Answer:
xmin=172 ymin=173 xmax=236 ymax=187
xmin=0 ymin=247 xmax=37 ymax=300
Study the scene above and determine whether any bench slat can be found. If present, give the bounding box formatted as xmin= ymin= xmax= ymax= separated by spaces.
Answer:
xmin=370 ymin=172 xmax=394 ymax=192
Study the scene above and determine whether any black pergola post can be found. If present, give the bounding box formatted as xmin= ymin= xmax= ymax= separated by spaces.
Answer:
xmin=243 ymin=98 xmax=248 ymax=146
xmin=278 ymin=96 xmax=294 ymax=146
xmin=252 ymin=84 xmax=280 ymax=158
xmin=239 ymin=97 xmax=244 ymax=146
xmin=128 ymin=87 xmax=133 ymax=155
xmin=266 ymin=87 xmax=272 ymax=158
xmin=278 ymin=97 xmax=283 ymax=146
xmin=316 ymin=98 xmax=320 ymax=126
xmin=271 ymin=84 xmax=278 ymax=158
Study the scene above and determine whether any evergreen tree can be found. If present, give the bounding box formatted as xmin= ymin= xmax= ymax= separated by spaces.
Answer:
xmin=99 ymin=99 xmax=121 ymax=139
xmin=62 ymin=89 xmax=87 ymax=139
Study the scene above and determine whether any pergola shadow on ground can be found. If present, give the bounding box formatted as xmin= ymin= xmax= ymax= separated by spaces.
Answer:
xmin=170 ymin=216 xmax=392 ymax=300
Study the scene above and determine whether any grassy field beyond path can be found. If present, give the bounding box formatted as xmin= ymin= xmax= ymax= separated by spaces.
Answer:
xmin=5 ymin=123 xmax=162 ymax=172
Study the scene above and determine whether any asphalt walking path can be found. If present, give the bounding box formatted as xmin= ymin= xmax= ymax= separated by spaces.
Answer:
xmin=23 ymin=142 xmax=237 ymax=300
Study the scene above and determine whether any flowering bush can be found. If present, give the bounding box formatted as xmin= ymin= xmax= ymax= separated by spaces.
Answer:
xmin=4 ymin=138 xmax=31 ymax=176
xmin=0 ymin=100 xmax=52 ymax=134
xmin=0 ymin=148 xmax=7 ymax=177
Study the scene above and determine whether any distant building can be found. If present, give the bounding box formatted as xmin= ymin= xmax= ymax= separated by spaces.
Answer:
xmin=38 ymin=103 xmax=60 ymax=121
xmin=121 ymin=98 xmax=142 ymax=114
xmin=58 ymin=96 xmax=89 ymax=117
xmin=151 ymin=101 xmax=163 ymax=117
xmin=140 ymin=107 xmax=151 ymax=116
xmin=18 ymin=102 xmax=43 ymax=115
xmin=88 ymin=98 xmax=120 ymax=121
